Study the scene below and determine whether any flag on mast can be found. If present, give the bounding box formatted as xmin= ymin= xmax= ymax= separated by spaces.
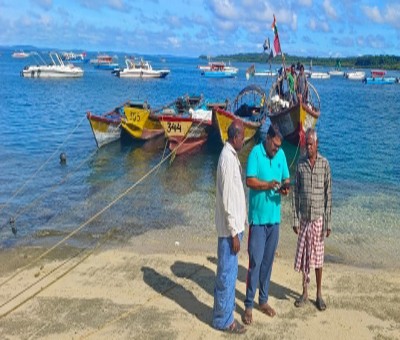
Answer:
xmin=271 ymin=14 xmax=281 ymax=57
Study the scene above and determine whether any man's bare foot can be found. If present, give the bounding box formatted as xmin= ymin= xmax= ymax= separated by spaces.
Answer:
xmin=259 ymin=303 xmax=276 ymax=317
xmin=241 ymin=308 xmax=253 ymax=325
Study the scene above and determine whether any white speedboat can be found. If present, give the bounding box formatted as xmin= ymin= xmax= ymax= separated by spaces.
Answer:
xmin=12 ymin=50 xmax=30 ymax=58
xmin=21 ymin=52 xmax=84 ymax=78
xmin=345 ymin=71 xmax=366 ymax=80
xmin=310 ymin=72 xmax=330 ymax=79
xmin=116 ymin=58 xmax=170 ymax=78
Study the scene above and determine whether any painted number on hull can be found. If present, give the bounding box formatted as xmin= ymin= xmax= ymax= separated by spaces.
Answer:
xmin=167 ymin=122 xmax=182 ymax=133
xmin=130 ymin=113 xmax=141 ymax=121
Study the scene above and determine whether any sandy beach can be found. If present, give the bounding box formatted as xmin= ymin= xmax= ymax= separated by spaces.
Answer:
xmin=0 ymin=224 xmax=399 ymax=340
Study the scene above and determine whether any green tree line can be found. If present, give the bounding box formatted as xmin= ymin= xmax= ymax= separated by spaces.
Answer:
xmin=199 ymin=54 xmax=400 ymax=70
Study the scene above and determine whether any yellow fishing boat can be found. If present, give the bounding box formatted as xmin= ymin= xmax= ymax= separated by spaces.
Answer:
xmin=213 ymin=85 xmax=266 ymax=144
xmin=121 ymin=102 xmax=164 ymax=140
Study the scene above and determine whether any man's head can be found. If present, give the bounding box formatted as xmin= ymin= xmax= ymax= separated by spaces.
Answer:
xmin=305 ymin=128 xmax=318 ymax=159
xmin=227 ymin=119 xmax=245 ymax=151
xmin=299 ymin=64 xmax=304 ymax=73
xmin=265 ymin=124 xmax=282 ymax=158
xmin=291 ymin=64 xmax=296 ymax=74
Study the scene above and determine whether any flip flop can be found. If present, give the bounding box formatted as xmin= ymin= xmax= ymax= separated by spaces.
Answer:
xmin=242 ymin=308 xmax=253 ymax=325
xmin=259 ymin=303 xmax=276 ymax=317
xmin=225 ymin=320 xmax=246 ymax=334
xmin=294 ymin=295 xmax=308 ymax=308
xmin=316 ymin=297 xmax=326 ymax=311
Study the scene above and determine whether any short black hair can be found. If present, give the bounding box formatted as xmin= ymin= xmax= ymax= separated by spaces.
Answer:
xmin=267 ymin=124 xmax=282 ymax=140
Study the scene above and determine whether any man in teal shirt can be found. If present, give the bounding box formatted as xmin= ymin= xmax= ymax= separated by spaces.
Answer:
xmin=242 ymin=125 xmax=290 ymax=325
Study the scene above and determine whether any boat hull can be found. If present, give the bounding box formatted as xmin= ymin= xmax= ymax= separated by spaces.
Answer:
xmin=21 ymin=66 xmax=83 ymax=78
xmin=214 ymin=108 xmax=261 ymax=145
xmin=118 ymin=70 xmax=170 ymax=78
xmin=364 ymin=77 xmax=396 ymax=84
xmin=268 ymin=99 xmax=319 ymax=147
xmin=86 ymin=109 xmax=123 ymax=148
xmin=159 ymin=115 xmax=211 ymax=155
xmin=121 ymin=104 xmax=164 ymax=140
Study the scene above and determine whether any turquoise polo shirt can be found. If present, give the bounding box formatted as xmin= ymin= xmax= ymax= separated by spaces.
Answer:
xmin=246 ymin=143 xmax=290 ymax=225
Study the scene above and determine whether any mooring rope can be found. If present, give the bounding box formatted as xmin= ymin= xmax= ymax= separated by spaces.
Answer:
xmin=0 ymin=116 xmax=208 ymax=317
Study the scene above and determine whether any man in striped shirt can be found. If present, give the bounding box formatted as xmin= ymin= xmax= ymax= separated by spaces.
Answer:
xmin=292 ymin=128 xmax=332 ymax=311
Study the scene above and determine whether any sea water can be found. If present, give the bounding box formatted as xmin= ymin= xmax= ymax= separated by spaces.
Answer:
xmin=0 ymin=52 xmax=399 ymax=269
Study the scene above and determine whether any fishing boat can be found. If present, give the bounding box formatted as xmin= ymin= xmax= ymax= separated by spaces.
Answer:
xmin=201 ymin=62 xmax=238 ymax=78
xmin=121 ymin=102 xmax=164 ymax=140
xmin=345 ymin=71 xmax=366 ymax=80
xmin=86 ymin=102 xmax=128 ymax=148
xmin=363 ymin=69 xmax=396 ymax=84
xmin=266 ymin=80 xmax=320 ymax=148
xmin=115 ymin=58 xmax=170 ymax=78
xmin=158 ymin=95 xmax=225 ymax=155
xmin=214 ymin=85 xmax=266 ymax=145
xmin=21 ymin=52 xmax=84 ymax=78
xmin=262 ymin=14 xmax=321 ymax=164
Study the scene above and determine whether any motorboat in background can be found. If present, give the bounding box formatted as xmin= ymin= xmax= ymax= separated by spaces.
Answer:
xmin=91 ymin=54 xmax=119 ymax=70
xmin=310 ymin=72 xmax=330 ymax=79
xmin=200 ymin=62 xmax=238 ymax=78
xmin=61 ymin=52 xmax=89 ymax=64
xmin=12 ymin=50 xmax=30 ymax=58
xmin=363 ymin=69 xmax=396 ymax=84
xmin=345 ymin=71 xmax=366 ymax=80
xmin=21 ymin=52 xmax=84 ymax=78
xmin=115 ymin=58 xmax=170 ymax=78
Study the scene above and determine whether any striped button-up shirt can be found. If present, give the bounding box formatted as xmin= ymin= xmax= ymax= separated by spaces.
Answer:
xmin=292 ymin=153 xmax=332 ymax=231
xmin=215 ymin=142 xmax=248 ymax=237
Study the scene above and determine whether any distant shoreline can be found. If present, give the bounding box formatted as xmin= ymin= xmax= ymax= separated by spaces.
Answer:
xmin=200 ymin=53 xmax=400 ymax=70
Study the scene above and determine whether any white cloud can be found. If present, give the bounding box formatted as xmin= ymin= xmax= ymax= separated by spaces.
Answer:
xmin=362 ymin=6 xmax=383 ymax=23
xmin=323 ymin=0 xmax=337 ymax=19
xmin=208 ymin=0 xmax=239 ymax=20
xmin=363 ymin=4 xmax=400 ymax=29
xmin=298 ymin=0 xmax=312 ymax=6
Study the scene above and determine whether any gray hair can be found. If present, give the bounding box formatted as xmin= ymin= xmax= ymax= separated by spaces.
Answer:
xmin=305 ymin=128 xmax=318 ymax=142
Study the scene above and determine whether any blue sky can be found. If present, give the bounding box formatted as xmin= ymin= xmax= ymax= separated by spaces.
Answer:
xmin=0 ymin=0 xmax=399 ymax=57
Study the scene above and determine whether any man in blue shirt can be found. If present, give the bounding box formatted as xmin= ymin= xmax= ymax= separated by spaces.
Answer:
xmin=242 ymin=124 xmax=290 ymax=325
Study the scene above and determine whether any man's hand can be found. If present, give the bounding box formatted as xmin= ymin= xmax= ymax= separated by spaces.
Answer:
xmin=293 ymin=226 xmax=299 ymax=234
xmin=326 ymin=229 xmax=331 ymax=238
xmin=232 ymin=234 xmax=240 ymax=254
